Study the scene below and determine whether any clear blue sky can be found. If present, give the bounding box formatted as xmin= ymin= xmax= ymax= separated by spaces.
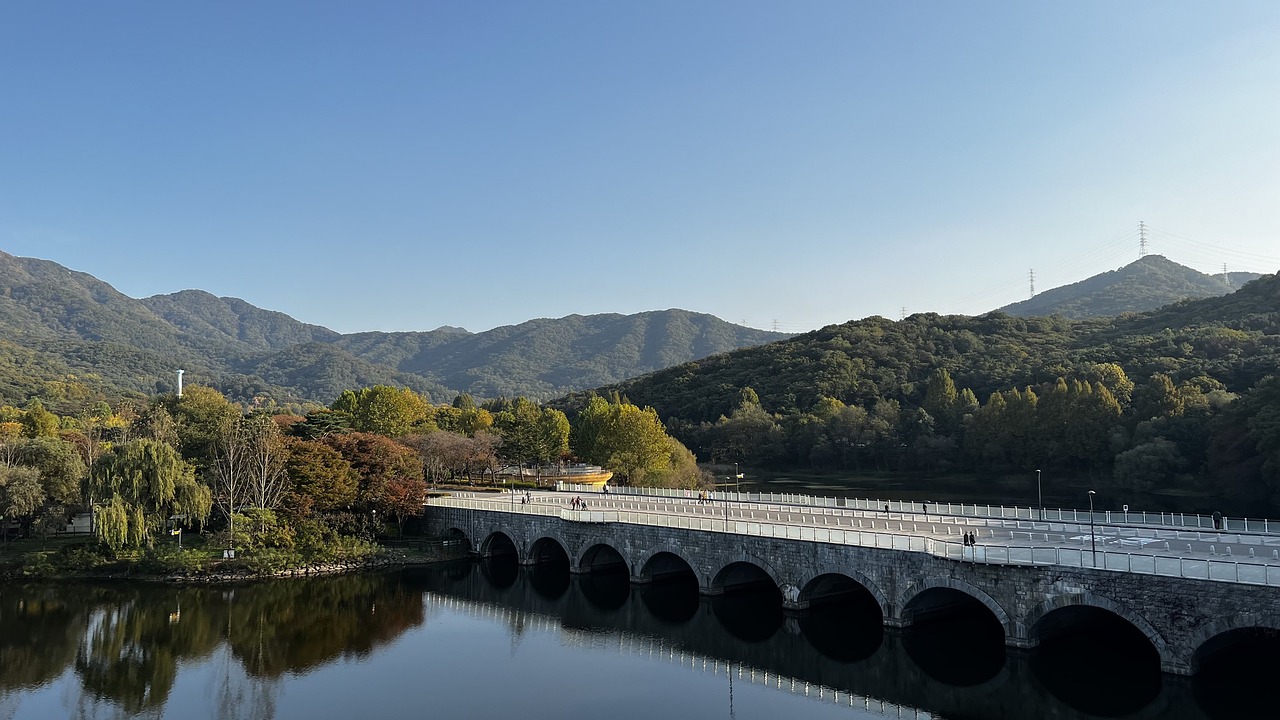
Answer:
xmin=2 ymin=2 xmax=1277 ymax=334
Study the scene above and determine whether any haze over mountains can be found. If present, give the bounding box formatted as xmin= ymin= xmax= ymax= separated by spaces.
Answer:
xmin=0 ymin=250 xmax=787 ymax=407
xmin=998 ymin=255 xmax=1261 ymax=319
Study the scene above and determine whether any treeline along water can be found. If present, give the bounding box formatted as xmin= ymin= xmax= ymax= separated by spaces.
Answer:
xmin=0 ymin=561 xmax=1271 ymax=719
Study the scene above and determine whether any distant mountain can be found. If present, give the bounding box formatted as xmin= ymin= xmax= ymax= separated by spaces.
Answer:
xmin=141 ymin=289 xmax=339 ymax=351
xmin=331 ymin=310 xmax=787 ymax=399
xmin=998 ymin=255 xmax=1261 ymax=319
xmin=0 ymin=250 xmax=789 ymax=410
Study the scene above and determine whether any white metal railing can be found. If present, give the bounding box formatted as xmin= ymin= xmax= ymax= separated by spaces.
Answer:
xmin=435 ymin=495 xmax=1280 ymax=587
xmin=556 ymin=483 xmax=1276 ymax=535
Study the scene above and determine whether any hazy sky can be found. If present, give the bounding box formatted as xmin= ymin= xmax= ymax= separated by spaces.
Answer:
xmin=2 ymin=2 xmax=1277 ymax=334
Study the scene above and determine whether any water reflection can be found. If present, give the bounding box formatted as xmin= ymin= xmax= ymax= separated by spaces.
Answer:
xmin=0 ymin=564 xmax=1261 ymax=720
xmin=0 ymin=576 xmax=422 ymax=718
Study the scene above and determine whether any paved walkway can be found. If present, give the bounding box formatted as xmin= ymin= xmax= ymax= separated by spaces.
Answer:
xmin=460 ymin=489 xmax=1280 ymax=567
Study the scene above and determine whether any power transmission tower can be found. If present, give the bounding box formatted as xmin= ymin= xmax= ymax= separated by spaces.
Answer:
xmin=1139 ymin=221 xmax=1148 ymax=257
xmin=772 ymin=319 xmax=779 ymax=332
xmin=900 ymin=306 xmax=906 ymax=321
xmin=1029 ymin=269 xmax=1035 ymax=298
xmin=1223 ymin=263 xmax=1232 ymax=288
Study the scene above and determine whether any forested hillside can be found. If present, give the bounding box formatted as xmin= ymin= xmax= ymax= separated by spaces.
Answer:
xmin=999 ymin=255 xmax=1260 ymax=319
xmin=0 ymin=251 xmax=787 ymax=409
xmin=565 ymin=271 xmax=1280 ymax=512
xmin=332 ymin=310 xmax=785 ymax=399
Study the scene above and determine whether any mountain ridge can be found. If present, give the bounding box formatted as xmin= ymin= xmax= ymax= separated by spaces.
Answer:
xmin=998 ymin=255 xmax=1262 ymax=319
xmin=0 ymin=250 xmax=789 ymax=408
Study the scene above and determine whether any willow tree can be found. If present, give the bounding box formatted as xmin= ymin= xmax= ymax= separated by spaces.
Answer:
xmin=90 ymin=439 xmax=212 ymax=550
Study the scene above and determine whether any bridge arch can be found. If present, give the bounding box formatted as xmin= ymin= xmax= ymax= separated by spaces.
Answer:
xmin=796 ymin=566 xmax=887 ymax=615
xmin=442 ymin=527 xmax=472 ymax=553
xmin=576 ymin=540 xmax=629 ymax=573
xmin=527 ymin=535 xmax=571 ymax=565
xmin=895 ymin=577 xmax=1014 ymax=636
xmin=709 ymin=552 xmax=784 ymax=595
xmin=479 ymin=530 xmax=519 ymax=559
xmin=1187 ymin=613 xmax=1280 ymax=673
xmin=1024 ymin=593 xmax=1167 ymax=657
xmin=637 ymin=549 xmax=698 ymax=582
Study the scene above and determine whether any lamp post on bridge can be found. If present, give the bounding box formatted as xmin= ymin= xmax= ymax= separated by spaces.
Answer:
xmin=1036 ymin=469 xmax=1043 ymax=521
xmin=723 ymin=463 xmax=744 ymax=531
xmin=1087 ymin=490 xmax=1097 ymax=567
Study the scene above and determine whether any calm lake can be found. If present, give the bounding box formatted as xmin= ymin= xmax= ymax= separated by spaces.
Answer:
xmin=0 ymin=560 xmax=1267 ymax=720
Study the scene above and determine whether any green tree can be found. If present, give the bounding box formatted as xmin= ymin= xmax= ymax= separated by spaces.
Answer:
xmin=90 ymin=439 xmax=213 ymax=550
xmin=0 ymin=466 xmax=45 ymax=539
xmin=571 ymin=396 xmax=675 ymax=484
xmin=921 ymin=368 xmax=960 ymax=433
xmin=1132 ymin=373 xmax=1184 ymax=421
xmin=494 ymin=398 xmax=569 ymax=467
xmin=332 ymin=386 xmax=432 ymax=438
xmin=20 ymin=399 xmax=59 ymax=438
xmin=15 ymin=436 xmax=85 ymax=507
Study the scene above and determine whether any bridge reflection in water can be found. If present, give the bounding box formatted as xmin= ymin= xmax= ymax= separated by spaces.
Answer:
xmin=407 ymin=557 xmax=1273 ymax=720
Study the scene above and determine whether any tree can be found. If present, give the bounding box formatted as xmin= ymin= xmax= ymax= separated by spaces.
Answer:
xmin=15 ymin=436 xmax=85 ymax=508
xmin=20 ymin=399 xmax=59 ymax=438
xmin=90 ymin=439 xmax=212 ymax=550
xmin=284 ymin=438 xmax=358 ymax=512
xmin=572 ymin=396 xmax=677 ymax=484
xmin=1132 ymin=373 xmax=1184 ymax=421
xmin=921 ymin=368 xmax=959 ymax=433
xmin=375 ymin=475 xmax=427 ymax=536
xmin=332 ymin=386 xmax=432 ymax=438
xmin=323 ymin=432 xmax=423 ymax=511
xmin=0 ymin=466 xmax=45 ymax=540
xmin=164 ymin=386 xmax=241 ymax=470
xmin=493 ymin=398 xmax=569 ymax=468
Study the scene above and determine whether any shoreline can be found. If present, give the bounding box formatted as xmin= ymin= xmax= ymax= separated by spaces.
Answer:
xmin=1 ymin=544 xmax=472 ymax=585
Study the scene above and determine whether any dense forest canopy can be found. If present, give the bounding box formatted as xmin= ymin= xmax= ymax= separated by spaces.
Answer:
xmin=0 ymin=384 xmax=705 ymax=557
xmin=554 ymin=271 xmax=1280 ymax=513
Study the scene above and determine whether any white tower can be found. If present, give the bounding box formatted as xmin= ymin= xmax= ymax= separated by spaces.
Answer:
xmin=176 ymin=369 xmax=184 ymax=398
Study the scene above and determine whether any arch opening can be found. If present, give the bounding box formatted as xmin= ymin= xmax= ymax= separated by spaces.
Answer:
xmin=528 ymin=537 xmax=570 ymax=600
xmin=578 ymin=543 xmax=629 ymax=611
xmin=442 ymin=527 xmax=472 ymax=553
xmin=799 ymin=574 xmax=883 ymax=662
xmin=901 ymin=587 xmax=1005 ymax=687
xmin=528 ymin=537 xmax=570 ymax=565
xmin=477 ymin=532 xmax=519 ymax=588
xmin=1192 ymin=627 xmax=1280 ymax=719
xmin=1029 ymin=605 xmax=1161 ymax=716
xmin=578 ymin=544 xmax=627 ymax=574
xmin=639 ymin=552 xmax=699 ymax=624
xmin=480 ymin=531 xmax=517 ymax=558
xmin=711 ymin=562 xmax=779 ymax=596
xmin=710 ymin=562 xmax=782 ymax=643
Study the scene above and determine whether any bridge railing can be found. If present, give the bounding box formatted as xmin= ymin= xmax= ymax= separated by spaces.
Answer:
xmin=436 ymin=495 xmax=1280 ymax=587
xmin=556 ymin=483 xmax=1277 ymax=535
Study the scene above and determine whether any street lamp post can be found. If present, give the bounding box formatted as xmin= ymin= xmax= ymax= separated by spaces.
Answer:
xmin=1087 ymin=490 xmax=1097 ymax=567
xmin=1036 ymin=469 xmax=1043 ymax=521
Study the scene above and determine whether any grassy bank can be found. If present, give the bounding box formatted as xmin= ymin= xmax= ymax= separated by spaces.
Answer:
xmin=0 ymin=532 xmax=467 ymax=583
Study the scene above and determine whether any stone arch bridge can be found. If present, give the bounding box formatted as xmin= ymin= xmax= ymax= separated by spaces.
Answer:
xmin=425 ymin=502 xmax=1280 ymax=676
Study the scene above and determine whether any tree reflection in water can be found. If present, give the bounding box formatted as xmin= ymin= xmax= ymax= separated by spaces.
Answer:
xmin=4 ymin=562 xmax=1274 ymax=720
xmin=0 ymin=574 xmax=424 ymax=719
